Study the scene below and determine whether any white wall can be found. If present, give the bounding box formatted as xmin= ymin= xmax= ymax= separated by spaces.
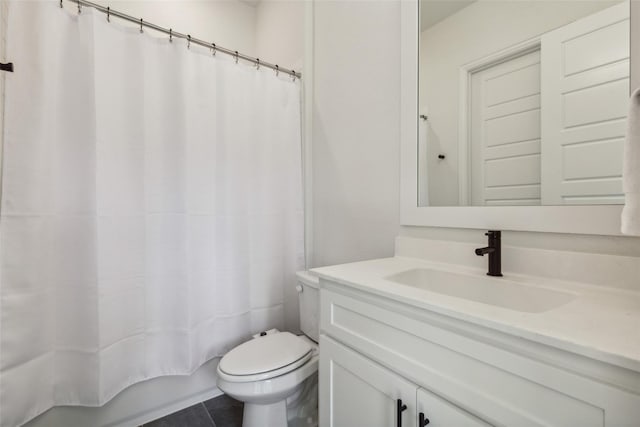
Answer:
xmin=310 ymin=0 xmax=401 ymax=267
xmin=633 ymin=0 xmax=640 ymax=90
xmin=85 ymin=0 xmax=306 ymax=73
xmin=310 ymin=0 xmax=640 ymax=273
xmin=0 ymin=1 xmax=7 ymax=207
xmin=419 ymin=0 xmax=620 ymax=206
xmin=84 ymin=0 xmax=258 ymax=56
xmin=255 ymin=0 xmax=305 ymax=71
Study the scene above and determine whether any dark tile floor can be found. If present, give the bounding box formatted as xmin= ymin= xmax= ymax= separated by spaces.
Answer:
xmin=143 ymin=394 xmax=243 ymax=427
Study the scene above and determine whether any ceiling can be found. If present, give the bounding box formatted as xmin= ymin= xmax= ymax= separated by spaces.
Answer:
xmin=421 ymin=0 xmax=476 ymax=31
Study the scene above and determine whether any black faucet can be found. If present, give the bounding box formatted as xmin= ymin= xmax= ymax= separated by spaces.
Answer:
xmin=475 ymin=230 xmax=502 ymax=277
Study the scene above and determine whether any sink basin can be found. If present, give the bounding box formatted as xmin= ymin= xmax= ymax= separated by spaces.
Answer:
xmin=385 ymin=268 xmax=576 ymax=313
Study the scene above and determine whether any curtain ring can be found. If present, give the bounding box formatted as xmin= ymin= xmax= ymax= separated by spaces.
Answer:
xmin=291 ymin=70 xmax=296 ymax=81
xmin=211 ymin=43 xmax=216 ymax=56
xmin=77 ymin=1 xmax=81 ymax=13
xmin=60 ymin=0 xmax=63 ymax=9
xmin=275 ymin=65 xmax=279 ymax=76
xmin=255 ymin=58 xmax=260 ymax=70
xmin=139 ymin=18 xmax=143 ymax=33
xmin=169 ymin=29 xmax=173 ymax=43
xmin=187 ymin=35 xmax=191 ymax=49
xmin=234 ymin=51 xmax=239 ymax=64
xmin=107 ymin=6 xmax=110 ymax=22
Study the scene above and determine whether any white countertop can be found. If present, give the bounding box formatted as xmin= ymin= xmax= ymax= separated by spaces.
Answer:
xmin=312 ymin=256 xmax=640 ymax=373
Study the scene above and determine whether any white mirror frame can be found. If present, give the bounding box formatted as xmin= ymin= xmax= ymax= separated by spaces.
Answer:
xmin=400 ymin=0 xmax=638 ymax=235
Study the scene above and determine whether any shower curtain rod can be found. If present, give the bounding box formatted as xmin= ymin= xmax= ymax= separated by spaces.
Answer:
xmin=64 ymin=0 xmax=302 ymax=79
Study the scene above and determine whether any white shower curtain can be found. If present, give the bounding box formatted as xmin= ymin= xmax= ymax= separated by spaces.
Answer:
xmin=0 ymin=2 xmax=304 ymax=426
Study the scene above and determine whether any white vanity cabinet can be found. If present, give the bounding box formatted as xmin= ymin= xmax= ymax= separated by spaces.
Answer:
xmin=320 ymin=335 xmax=416 ymax=427
xmin=318 ymin=279 xmax=640 ymax=427
xmin=321 ymin=335 xmax=490 ymax=427
xmin=416 ymin=387 xmax=490 ymax=427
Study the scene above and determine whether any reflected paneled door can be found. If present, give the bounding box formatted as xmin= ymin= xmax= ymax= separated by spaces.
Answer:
xmin=470 ymin=50 xmax=542 ymax=206
xmin=541 ymin=1 xmax=630 ymax=205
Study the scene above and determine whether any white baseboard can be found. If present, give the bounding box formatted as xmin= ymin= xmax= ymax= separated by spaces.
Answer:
xmin=25 ymin=358 xmax=222 ymax=427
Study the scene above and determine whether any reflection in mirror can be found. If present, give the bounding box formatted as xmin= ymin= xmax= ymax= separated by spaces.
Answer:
xmin=418 ymin=0 xmax=631 ymax=207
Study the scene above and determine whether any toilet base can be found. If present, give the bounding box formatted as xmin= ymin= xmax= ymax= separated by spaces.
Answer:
xmin=243 ymin=400 xmax=287 ymax=427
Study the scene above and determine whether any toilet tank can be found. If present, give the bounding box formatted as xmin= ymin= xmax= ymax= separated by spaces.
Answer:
xmin=296 ymin=271 xmax=320 ymax=342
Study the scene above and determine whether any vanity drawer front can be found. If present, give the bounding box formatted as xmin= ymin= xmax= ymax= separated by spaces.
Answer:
xmin=321 ymin=286 xmax=639 ymax=427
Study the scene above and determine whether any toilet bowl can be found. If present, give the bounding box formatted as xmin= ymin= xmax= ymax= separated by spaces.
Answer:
xmin=217 ymin=332 xmax=318 ymax=427
xmin=216 ymin=271 xmax=320 ymax=427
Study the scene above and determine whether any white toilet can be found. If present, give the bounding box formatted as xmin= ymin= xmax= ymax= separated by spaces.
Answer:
xmin=216 ymin=271 xmax=320 ymax=427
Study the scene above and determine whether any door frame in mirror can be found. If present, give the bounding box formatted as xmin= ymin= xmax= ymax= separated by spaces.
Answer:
xmin=457 ymin=38 xmax=541 ymax=206
xmin=400 ymin=0 xmax=633 ymax=235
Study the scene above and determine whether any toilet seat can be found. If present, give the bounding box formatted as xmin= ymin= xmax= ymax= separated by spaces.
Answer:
xmin=218 ymin=332 xmax=313 ymax=383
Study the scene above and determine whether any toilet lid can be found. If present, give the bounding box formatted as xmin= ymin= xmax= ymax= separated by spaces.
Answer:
xmin=219 ymin=332 xmax=312 ymax=377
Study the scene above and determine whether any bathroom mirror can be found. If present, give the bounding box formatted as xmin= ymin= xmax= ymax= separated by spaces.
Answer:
xmin=400 ymin=0 xmax=639 ymax=234
xmin=417 ymin=0 xmax=630 ymax=207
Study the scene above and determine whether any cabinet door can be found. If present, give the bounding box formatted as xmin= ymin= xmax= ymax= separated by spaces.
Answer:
xmin=320 ymin=335 xmax=417 ymax=427
xmin=417 ymin=388 xmax=492 ymax=427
